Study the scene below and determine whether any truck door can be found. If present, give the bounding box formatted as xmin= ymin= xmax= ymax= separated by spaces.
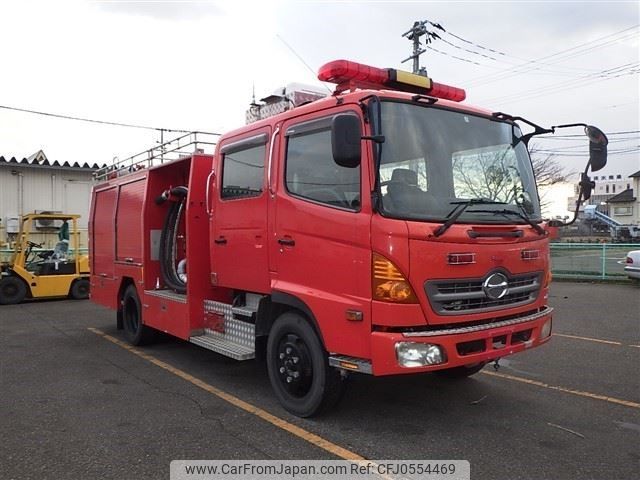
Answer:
xmin=271 ymin=113 xmax=372 ymax=358
xmin=211 ymin=129 xmax=271 ymax=293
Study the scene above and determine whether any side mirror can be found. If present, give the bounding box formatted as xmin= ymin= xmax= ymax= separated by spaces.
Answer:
xmin=579 ymin=172 xmax=595 ymax=201
xmin=331 ymin=114 xmax=361 ymax=168
xmin=586 ymin=126 xmax=608 ymax=172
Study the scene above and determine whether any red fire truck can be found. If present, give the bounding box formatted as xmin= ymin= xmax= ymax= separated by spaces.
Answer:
xmin=90 ymin=59 xmax=608 ymax=417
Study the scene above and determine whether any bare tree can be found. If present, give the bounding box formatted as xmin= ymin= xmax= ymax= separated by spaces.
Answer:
xmin=529 ymin=144 xmax=572 ymax=188
xmin=529 ymin=144 xmax=573 ymax=213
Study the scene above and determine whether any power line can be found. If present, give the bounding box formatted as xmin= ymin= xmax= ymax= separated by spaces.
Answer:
xmin=276 ymin=34 xmax=333 ymax=93
xmin=539 ymin=130 xmax=640 ymax=138
xmin=0 ymin=104 xmax=220 ymax=135
xmin=465 ymin=24 xmax=640 ymax=87
xmin=475 ymin=62 xmax=639 ymax=105
xmin=435 ymin=29 xmax=604 ymax=77
xmin=426 ymin=45 xmax=483 ymax=66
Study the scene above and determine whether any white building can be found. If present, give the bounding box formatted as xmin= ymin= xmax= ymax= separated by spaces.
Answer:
xmin=568 ymin=170 xmax=637 ymax=216
xmin=606 ymin=170 xmax=640 ymax=226
xmin=591 ymin=171 xmax=633 ymax=198
xmin=0 ymin=151 xmax=104 ymax=248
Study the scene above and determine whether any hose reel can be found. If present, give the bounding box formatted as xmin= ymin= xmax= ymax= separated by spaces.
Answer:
xmin=156 ymin=186 xmax=188 ymax=293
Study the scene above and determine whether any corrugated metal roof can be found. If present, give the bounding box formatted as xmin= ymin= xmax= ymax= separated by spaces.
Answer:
xmin=0 ymin=156 xmax=106 ymax=170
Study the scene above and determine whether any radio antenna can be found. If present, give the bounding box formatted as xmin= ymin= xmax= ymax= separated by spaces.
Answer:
xmin=276 ymin=34 xmax=332 ymax=93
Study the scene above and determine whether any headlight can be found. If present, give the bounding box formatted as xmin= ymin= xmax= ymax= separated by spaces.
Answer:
xmin=395 ymin=342 xmax=446 ymax=367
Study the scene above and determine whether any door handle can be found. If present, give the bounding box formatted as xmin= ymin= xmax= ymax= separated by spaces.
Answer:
xmin=205 ymin=170 xmax=216 ymax=216
xmin=214 ymin=237 xmax=227 ymax=245
xmin=277 ymin=237 xmax=295 ymax=247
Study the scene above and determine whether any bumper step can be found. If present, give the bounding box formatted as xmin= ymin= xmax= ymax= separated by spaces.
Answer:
xmin=189 ymin=331 xmax=255 ymax=361
xmin=191 ymin=299 xmax=257 ymax=360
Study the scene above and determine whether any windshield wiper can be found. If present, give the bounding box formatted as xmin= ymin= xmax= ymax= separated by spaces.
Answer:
xmin=434 ymin=199 xmax=507 ymax=237
xmin=470 ymin=208 xmax=545 ymax=235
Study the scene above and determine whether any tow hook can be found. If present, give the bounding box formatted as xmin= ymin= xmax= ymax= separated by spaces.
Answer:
xmin=493 ymin=358 xmax=501 ymax=371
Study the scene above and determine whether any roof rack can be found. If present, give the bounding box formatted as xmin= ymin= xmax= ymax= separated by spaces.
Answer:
xmin=94 ymin=131 xmax=219 ymax=182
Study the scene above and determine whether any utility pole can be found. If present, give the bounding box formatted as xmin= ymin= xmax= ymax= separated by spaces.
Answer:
xmin=401 ymin=20 xmax=439 ymax=76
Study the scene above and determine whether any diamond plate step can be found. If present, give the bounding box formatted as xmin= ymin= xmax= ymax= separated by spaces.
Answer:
xmin=193 ymin=299 xmax=256 ymax=360
xmin=189 ymin=331 xmax=255 ymax=361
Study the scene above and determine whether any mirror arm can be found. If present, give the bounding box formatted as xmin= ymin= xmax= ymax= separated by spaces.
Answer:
xmin=361 ymin=135 xmax=385 ymax=143
xmin=493 ymin=112 xmax=554 ymax=145
xmin=550 ymin=122 xmax=587 ymax=130
xmin=547 ymin=162 xmax=592 ymax=228
xmin=551 ymin=191 xmax=583 ymax=227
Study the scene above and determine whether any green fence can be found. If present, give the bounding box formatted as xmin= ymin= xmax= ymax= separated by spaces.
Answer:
xmin=550 ymin=243 xmax=639 ymax=280
xmin=3 ymin=246 xmax=636 ymax=281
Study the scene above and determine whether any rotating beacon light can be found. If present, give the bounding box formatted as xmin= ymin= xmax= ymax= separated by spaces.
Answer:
xmin=318 ymin=59 xmax=466 ymax=102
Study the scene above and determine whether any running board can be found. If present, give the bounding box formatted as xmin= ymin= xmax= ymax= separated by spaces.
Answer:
xmin=189 ymin=300 xmax=258 ymax=360
xmin=189 ymin=330 xmax=255 ymax=360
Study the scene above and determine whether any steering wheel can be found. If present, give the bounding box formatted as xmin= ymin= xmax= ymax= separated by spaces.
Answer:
xmin=27 ymin=240 xmax=43 ymax=248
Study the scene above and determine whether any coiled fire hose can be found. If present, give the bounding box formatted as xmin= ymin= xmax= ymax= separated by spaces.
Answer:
xmin=156 ymin=186 xmax=188 ymax=293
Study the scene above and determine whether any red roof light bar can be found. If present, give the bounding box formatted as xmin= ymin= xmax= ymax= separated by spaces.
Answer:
xmin=318 ymin=59 xmax=466 ymax=102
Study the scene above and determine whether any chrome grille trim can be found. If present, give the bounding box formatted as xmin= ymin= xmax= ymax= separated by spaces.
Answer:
xmin=425 ymin=271 xmax=542 ymax=314
xmin=402 ymin=307 xmax=553 ymax=337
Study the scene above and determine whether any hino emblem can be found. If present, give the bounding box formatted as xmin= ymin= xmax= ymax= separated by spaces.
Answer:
xmin=483 ymin=272 xmax=509 ymax=300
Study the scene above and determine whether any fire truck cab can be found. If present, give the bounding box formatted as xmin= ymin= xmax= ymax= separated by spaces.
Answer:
xmin=90 ymin=60 xmax=608 ymax=416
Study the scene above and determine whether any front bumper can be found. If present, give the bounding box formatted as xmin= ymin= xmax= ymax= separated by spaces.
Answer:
xmin=369 ymin=307 xmax=553 ymax=375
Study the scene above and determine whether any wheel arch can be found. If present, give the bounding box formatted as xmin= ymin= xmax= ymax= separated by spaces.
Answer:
xmin=261 ymin=291 xmax=326 ymax=349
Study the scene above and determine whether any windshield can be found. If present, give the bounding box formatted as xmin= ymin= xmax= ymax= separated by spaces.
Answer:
xmin=376 ymin=101 xmax=541 ymax=223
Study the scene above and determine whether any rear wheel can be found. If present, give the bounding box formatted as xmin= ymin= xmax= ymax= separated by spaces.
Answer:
xmin=122 ymin=285 xmax=155 ymax=345
xmin=69 ymin=278 xmax=90 ymax=300
xmin=0 ymin=276 xmax=28 ymax=305
xmin=267 ymin=312 xmax=346 ymax=417
xmin=435 ymin=362 xmax=487 ymax=379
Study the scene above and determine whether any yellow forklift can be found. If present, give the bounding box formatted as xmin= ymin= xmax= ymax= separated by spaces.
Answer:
xmin=0 ymin=213 xmax=90 ymax=305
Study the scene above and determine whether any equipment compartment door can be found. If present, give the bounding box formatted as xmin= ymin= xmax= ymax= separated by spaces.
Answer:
xmin=211 ymin=128 xmax=271 ymax=293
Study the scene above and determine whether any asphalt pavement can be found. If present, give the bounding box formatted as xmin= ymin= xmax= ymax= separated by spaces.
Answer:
xmin=1 ymin=282 xmax=639 ymax=480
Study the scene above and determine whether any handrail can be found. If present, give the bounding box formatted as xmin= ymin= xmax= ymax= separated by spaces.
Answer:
xmin=94 ymin=131 xmax=220 ymax=182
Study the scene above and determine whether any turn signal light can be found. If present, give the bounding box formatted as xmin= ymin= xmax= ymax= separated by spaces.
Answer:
xmin=372 ymin=253 xmax=418 ymax=303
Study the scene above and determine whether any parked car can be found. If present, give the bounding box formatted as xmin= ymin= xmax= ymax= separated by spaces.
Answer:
xmin=621 ymin=250 xmax=640 ymax=280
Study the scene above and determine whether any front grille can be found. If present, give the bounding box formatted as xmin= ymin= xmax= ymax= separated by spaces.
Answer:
xmin=425 ymin=271 xmax=542 ymax=315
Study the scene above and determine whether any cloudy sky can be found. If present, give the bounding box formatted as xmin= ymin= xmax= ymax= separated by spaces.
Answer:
xmin=1 ymin=0 xmax=638 ymax=178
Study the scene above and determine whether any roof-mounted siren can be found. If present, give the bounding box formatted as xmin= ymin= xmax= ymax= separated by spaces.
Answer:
xmin=317 ymin=59 xmax=466 ymax=102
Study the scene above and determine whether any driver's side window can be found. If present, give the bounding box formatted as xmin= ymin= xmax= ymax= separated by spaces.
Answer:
xmin=285 ymin=124 xmax=360 ymax=211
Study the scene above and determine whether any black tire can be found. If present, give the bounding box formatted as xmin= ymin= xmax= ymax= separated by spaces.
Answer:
xmin=69 ymin=278 xmax=90 ymax=300
xmin=0 ymin=276 xmax=28 ymax=305
xmin=122 ymin=285 xmax=155 ymax=345
xmin=435 ymin=362 xmax=487 ymax=379
xmin=267 ymin=312 xmax=346 ymax=417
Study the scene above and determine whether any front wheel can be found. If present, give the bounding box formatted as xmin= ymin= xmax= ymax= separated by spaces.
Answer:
xmin=267 ymin=312 xmax=345 ymax=417
xmin=0 ymin=276 xmax=28 ymax=305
